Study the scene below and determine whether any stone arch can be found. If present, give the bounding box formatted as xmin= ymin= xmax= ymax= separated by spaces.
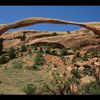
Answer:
xmin=0 ymin=17 xmax=100 ymax=36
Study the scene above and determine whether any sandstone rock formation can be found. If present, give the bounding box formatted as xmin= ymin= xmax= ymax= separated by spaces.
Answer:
xmin=0 ymin=17 xmax=100 ymax=36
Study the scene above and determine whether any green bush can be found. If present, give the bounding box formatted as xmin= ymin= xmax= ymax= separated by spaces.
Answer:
xmin=82 ymin=65 xmax=94 ymax=76
xmin=60 ymin=48 xmax=68 ymax=56
xmin=72 ymin=47 xmax=80 ymax=52
xmin=23 ymin=83 xmax=37 ymax=95
xmin=72 ymin=55 xmax=82 ymax=62
xmin=8 ymin=47 xmax=16 ymax=59
xmin=60 ymin=56 xmax=66 ymax=65
xmin=82 ymin=54 xmax=89 ymax=61
xmin=0 ymin=55 xmax=9 ymax=64
xmin=95 ymin=35 xmax=100 ymax=39
xmin=71 ymin=68 xmax=82 ymax=79
xmin=75 ymin=51 xmax=80 ymax=58
xmin=50 ymin=50 xmax=58 ymax=55
xmin=97 ymin=42 xmax=100 ymax=45
xmin=72 ymin=56 xmax=77 ymax=63
xmin=67 ymin=76 xmax=80 ymax=85
xmin=32 ymin=65 xmax=41 ymax=70
xmin=80 ymin=81 xmax=100 ymax=94
xmin=45 ymin=47 xmax=51 ymax=54
xmin=35 ymin=52 xmax=45 ymax=65
xmin=20 ymin=44 xmax=27 ymax=52
xmin=90 ymin=48 xmax=100 ymax=57
xmin=33 ymin=52 xmax=45 ymax=70
xmin=12 ymin=59 xmax=23 ymax=69
xmin=52 ymin=32 xmax=58 ymax=36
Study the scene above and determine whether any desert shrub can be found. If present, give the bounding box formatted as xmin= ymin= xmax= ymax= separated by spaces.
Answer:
xmin=49 ymin=43 xmax=63 ymax=49
xmin=32 ymin=65 xmax=40 ymax=70
xmin=43 ymin=71 xmax=73 ymax=95
xmin=72 ymin=56 xmax=77 ymax=63
xmin=97 ymin=42 xmax=100 ymax=45
xmin=82 ymin=65 xmax=94 ymax=76
xmin=8 ymin=47 xmax=16 ymax=59
xmin=72 ymin=56 xmax=82 ymax=63
xmin=50 ymin=50 xmax=58 ymax=55
xmin=71 ymin=68 xmax=82 ymax=79
xmin=32 ymin=45 xmax=38 ymax=52
xmin=42 ymin=65 xmax=100 ymax=95
xmin=34 ymin=52 xmax=45 ymax=65
xmin=67 ymin=76 xmax=80 ymax=85
xmin=16 ymin=47 xmax=20 ymax=52
xmin=82 ymin=54 xmax=89 ymax=61
xmin=23 ymin=83 xmax=37 ymax=95
xmin=60 ymin=48 xmax=68 ymax=64
xmin=72 ymin=47 xmax=80 ymax=52
xmin=45 ymin=47 xmax=51 ymax=54
xmin=60 ymin=48 xmax=68 ymax=56
xmin=95 ymin=35 xmax=100 ymax=39
xmin=25 ymin=65 xmax=33 ymax=70
xmin=75 ymin=51 xmax=80 ymax=58
xmin=90 ymin=48 xmax=100 ymax=57
xmin=39 ymin=47 xmax=44 ymax=53
xmin=52 ymin=32 xmax=58 ymax=36
xmin=20 ymin=44 xmax=27 ymax=52
xmin=87 ymin=47 xmax=100 ymax=58
xmin=80 ymin=81 xmax=100 ymax=94
xmin=12 ymin=59 xmax=23 ymax=69
xmin=44 ymin=69 xmax=81 ymax=95
xmin=33 ymin=51 xmax=45 ymax=70
xmin=40 ymin=84 xmax=52 ymax=94
xmin=60 ymin=56 xmax=67 ymax=65
xmin=0 ymin=55 xmax=9 ymax=64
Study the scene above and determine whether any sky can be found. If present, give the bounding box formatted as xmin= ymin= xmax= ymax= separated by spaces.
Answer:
xmin=0 ymin=6 xmax=100 ymax=32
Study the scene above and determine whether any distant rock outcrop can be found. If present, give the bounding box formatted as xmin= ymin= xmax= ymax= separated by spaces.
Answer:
xmin=0 ymin=17 xmax=100 ymax=36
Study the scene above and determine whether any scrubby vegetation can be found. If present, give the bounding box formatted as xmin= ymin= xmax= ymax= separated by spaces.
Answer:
xmin=12 ymin=59 xmax=23 ymax=69
xmin=0 ymin=55 xmax=9 ymax=64
xmin=60 ymin=48 xmax=68 ymax=56
xmin=0 ymin=36 xmax=99 ymax=95
xmin=20 ymin=44 xmax=27 ymax=52
xmin=23 ymin=83 xmax=37 ymax=95
xmin=82 ymin=65 xmax=94 ymax=76
xmin=80 ymin=81 xmax=100 ymax=94
xmin=33 ymin=51 xmax=45 ymax=70
xmin=8 ymin=47 xmax=16 ymax=59
xmin=42 ymin=64 xmax=100 ymax=95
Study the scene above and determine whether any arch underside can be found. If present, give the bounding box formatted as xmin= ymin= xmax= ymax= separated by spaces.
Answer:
xmin=0 ymin=17 xmax=100 ymax=36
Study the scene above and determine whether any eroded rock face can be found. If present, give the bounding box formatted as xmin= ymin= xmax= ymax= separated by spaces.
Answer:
xmin=0 ymin=17 xmax=100 ymax=36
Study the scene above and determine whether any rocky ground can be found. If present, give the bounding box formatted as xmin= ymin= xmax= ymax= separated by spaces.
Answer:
xmin=0 ymin=24 xmax=100 ymax=94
